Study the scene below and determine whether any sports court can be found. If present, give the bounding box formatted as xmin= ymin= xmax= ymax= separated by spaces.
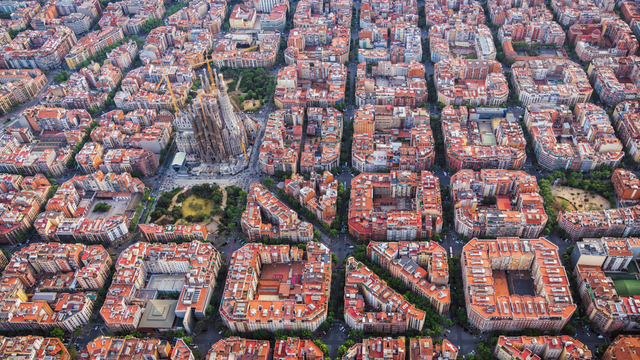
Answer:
xmin=507 ymin=270 xmax=536 ymax=296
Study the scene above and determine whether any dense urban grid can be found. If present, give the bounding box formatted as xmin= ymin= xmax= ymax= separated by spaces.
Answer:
xmin=2 ymin=0 xmax=640 ymax=357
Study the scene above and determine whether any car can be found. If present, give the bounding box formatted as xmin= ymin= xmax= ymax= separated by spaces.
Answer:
xmin=598 ymin=335 xmax=603 ymax=339
xmin=586 ymin=333 xmax=590 ymax=337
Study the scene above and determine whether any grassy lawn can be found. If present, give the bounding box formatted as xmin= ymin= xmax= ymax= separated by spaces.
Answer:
xmin=182 ymin=195 xmax=213 ymax=217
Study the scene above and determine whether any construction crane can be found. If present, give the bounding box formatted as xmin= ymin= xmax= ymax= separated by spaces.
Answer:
xmin=241 ymin=137 xmax=248 ymax=161
xmin=187 ymin=46 xmax=260 ymax=97
xmin=191 ymin=55 xmax=216 ymax=92
xmin=155 ymin=72 xmax=180 ymax=114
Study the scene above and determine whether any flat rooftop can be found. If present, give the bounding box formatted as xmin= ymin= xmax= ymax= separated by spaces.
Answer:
xmin=146 ymin=274 xmax=186 ymax=292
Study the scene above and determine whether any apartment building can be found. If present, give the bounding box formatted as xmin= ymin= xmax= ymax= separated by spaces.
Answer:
xmin=524 ymin=102 xmax=623 ymax=171
xmin=489 ymin=0 xmax=550 ymax=26
xmin=441 ymin=106 xmax=526 ymax=171
xmin=551 ymin=0 xmax=615 ymax=26
xmin=368 ymin=241 xmax=451 ymax=314
xmin=351 ymin=104 xmax=433 ymax=173
xmin=138 ymin=224 xmax=208 ymax=242
xmin=0 ymin=1 xmax=42 ymax=30
xmin=261 ymin=3 xmax=287 ymax=31
xmin=259 ymin=108 xmax=303 ymax=175
xmin=81 ymin=336 xmax=184 ymax=360
xmin=587 ymin=56 xmax=640 ymax=107
xmin=429 ymin=23 xmax=496 ymax=61
xmin=284 ymin=172 xmax=338 ymax=226
xmin=18 ymin=105 xmax=93 ymax=133
xmin=39 ymin=71 xmax=107 ymax=111
xmin=37 ymin=171 xmax=143 ymax=242
xmin=498 ymin=21 xmax=565 ymax=47
xmin=0 ymin=27 xmax=77 ymax=70
xmin=274 ymin=338 xmax=324 ymax=360
xmin=101 ymin=241 xmax=221 ymax=331
xmin=207 ymin=337 xmax=271 ymax=360
xmin=0 ymin=141 xmax=73 ymax=178
xmin=220 ymin=243 xmax=332 ymax=332
xmin=0 ymin=174 xmax=50 ymax=244
xmin=434 ymin=59 xmax=508 ymax=106
xmin=574 ymin=264 xmax=640 ymax=332
xmin=294 ymin=0 xmax=352 ymax=28
xmin=494 ymin=335 xmax=591 ymax=360
xmin=348 ymin=171 xmax=443 ymax=241
xmin=408 ymin=338 xmax=458 ymax=360
xmin=76 ymin=142 xmax=103 ymax=174
xmin=0 ymin=243 xmax=110 ymax=331
xmin=287 ymin=24 xmax=351 ymax=64
xmin=451 ymin=169 xmax=547 ymax=238
xmin=0 ymin=69 xmax=46 ymax=114
xmin=98 ymin=0 xmax=165 ymax=36
xmin=210 ymin=31 xmax=280 ymax=69
xmin=462 ymin=237 xmax=576 ymax=332
xmin=360 ymin=0 xmax=417 ymax=29
xmin=427 ymin=0 xmax=485 ymax=26
xmin=359 ymin=23 xmax=422 ymax=64
xmin=274 ymin=61 xmax=346 ymax=109
xmin=612 ymin=168 xmax=640 ymax=205
xmin=229 ymin=4 xmax=257 ymax=29
xmin=99 ymin=148 xmax=157 ymax=176
xmin=129 ymin=123 xmax=170 ymax=153
xmin=613 ymin=101 xmax=640 ymax=163
xmin=300 ymin=107 xmax=343 ymax=173
xmin=570 ymin=238 xmax=634 ymax=272
xmin=64 ymin=27 xmax=124 ymax=70
xmin=345 ymin=257 xmax=425 ymax=332
xmin=166 ymin=0 xmax=226 ymax=35
xmin=0 ymin=337 xmax=70 ymax=359
xmin=511 ymin=59 xmax=593 ymax=106
xmin=602 ymin=336 xmax=640 ymax=360
xmin=568 ymin=20 xmax=638 ymax=62
xmin=114 ymin=64 xmax=193 ymax=112
xmin=558 ymin=206 xmax=640 ymax=239
xmin=343 ymin=338 xmax=406 ymax=360
xmin=30 ymin=0 xmax=100 ymax=34
xmin=241 ymin=182 xmax=313 ymax=242
xmin=355 ymin=61 xmax=427 ymax=107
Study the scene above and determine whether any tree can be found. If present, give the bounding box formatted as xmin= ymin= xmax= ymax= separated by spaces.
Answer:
xmin=93 ymin=202 xmax=111 ymax=212
xmin=171 ymin=206 xmax=183 ymax=219
xmin=263 ymin=177 xmax=275 ymax=187
xmin=49 ymin=328 xmax=64 ymax=340
xmin=66 ymin=343 xmax=79 ymax=360
xmin=183 ymin=336 xmax=193 ymax=345
xmin=53 ymin=71 xmax=70 ymax=83
xmin=313 ymin=340 xmax=329 ymax=355
xmin=320 ymin=321 xmax=331 ymax=332
xmin=330 ymin=229 xmax=338 ymax=237
xmin=338 ymin=345 xmax=348 ymax=357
